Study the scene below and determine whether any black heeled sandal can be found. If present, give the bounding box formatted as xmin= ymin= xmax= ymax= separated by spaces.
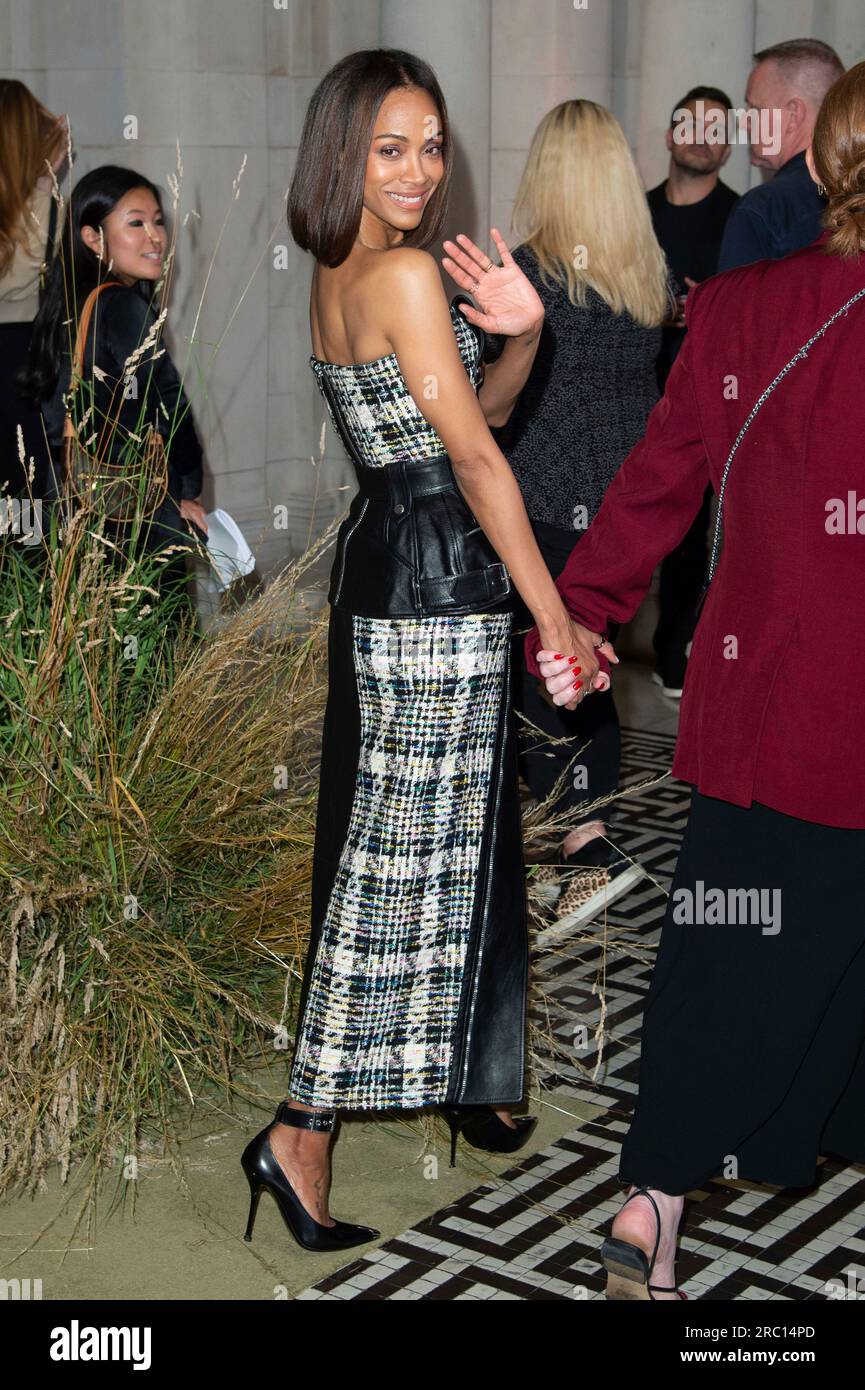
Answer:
xmin=441 ymin=1104 xmax=538 ymax=1168
xmin=600 ymin=1186 xmax=688 ymax=1300
xmin=240 ymin=1101 xmax=380 ymax=1252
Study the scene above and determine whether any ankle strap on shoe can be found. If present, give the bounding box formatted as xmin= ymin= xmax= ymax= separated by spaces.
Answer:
xmin=621 ymin=1186 xmax=662 ymax=1274
xmin=275 ymin=1101 xmax=336 ymax=1132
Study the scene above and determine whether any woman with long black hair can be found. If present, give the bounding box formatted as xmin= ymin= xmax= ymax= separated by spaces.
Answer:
xmin=18 ymin=164 xmax=208 ymax=600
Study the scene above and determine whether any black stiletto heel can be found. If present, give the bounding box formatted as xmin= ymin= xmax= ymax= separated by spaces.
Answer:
xmin=243 ymin=1172 xmax=263 ymax=1242
xmin=600 ymin=1186 xmax=689 ymax=1300
xmin=441 ymin=1104 xmax=538 ymax=1167
xmin=240 ymin=1101 xmax=380 ymax=1252
xmin=442 ymin=1106 xmax=466 ymax=1168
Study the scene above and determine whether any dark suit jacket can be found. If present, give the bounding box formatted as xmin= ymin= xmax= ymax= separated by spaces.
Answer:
xmin=718 ymin=150 xmax=826 ymax=272
xmin=526 ymin=229 xmax=865 ymax=828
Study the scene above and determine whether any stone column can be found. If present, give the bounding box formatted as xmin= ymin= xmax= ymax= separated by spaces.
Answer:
xmin=381 ymin=0 xmax=493 ymax=246
xmin=264 ymin=0 xmax=380 ymax=577
xmin=635 ymin=0 xmax=758 ymax=195
xmin=755 ymin=0 xmax=862 ymax=77
xmin=490 ymin=0 xmax=613 ymax=242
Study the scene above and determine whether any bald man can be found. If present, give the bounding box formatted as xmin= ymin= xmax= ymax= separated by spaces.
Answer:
xmin=719 ymin=37 xmax=844 ymax=270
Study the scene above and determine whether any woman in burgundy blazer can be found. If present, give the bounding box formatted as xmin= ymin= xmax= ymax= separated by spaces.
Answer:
xmin=526 ymin=65 xmax=865 ymax=1300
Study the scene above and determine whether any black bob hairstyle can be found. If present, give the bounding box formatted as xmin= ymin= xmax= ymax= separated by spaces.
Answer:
xmin=287 ymin=48 xmax=452 ymax=267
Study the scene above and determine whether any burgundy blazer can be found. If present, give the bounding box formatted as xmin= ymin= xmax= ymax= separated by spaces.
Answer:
xmin=526 ymin=229 xmax=865 ymax=829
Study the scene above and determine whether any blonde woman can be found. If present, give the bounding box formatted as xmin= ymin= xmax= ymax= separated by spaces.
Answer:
xmin=494 ymin=100 xmax=672 ymax=915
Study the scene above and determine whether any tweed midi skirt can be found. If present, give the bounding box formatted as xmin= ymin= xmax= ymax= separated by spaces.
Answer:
xmin=288 ymin=605 xmax=527 ymax=1111
xmin=619 ymin=789 xmax=865 ymax=1194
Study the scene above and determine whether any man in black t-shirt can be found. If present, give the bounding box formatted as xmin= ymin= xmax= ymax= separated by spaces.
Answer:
xmin=647 ymin=86 xmax=740 ymax=696
xmin=648 ymin=86 xmax=740 ymax=388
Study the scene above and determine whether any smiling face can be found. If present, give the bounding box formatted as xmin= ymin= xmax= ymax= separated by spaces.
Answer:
xmin=359 ymin=85 xmax=445 ymax=249
xmin=81 ymin=186 xmax=166 ymax=285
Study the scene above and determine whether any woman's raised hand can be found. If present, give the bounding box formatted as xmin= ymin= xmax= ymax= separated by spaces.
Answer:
xmin=441 ymin=227 xmax=544 ymax=338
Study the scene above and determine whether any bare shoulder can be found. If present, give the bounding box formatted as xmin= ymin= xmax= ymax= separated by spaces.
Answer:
xmin=371 ymin=246 xmax=446 ymax=310
xmin=368 ymin=249 xmax=453 ymax=356
xmin=376 ymin=245 xmax=441 ymax=281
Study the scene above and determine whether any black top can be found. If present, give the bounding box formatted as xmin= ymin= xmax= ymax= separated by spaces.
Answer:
xmin=717 ymin=150 xmax=827 ymax=272
xmin=647 ymin=177 xmax=740 ymax=387
xmin=491 ymin=243 xmax=661 ymax=532
xmin=42 ymin=284 xmax=203 ymax=550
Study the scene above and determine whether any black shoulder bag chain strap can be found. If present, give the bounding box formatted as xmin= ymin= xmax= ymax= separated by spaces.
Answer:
xmin=695 ymin=283 xmax=865 ymax=616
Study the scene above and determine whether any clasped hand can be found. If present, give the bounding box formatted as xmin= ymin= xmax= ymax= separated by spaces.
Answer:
xmin=537 ymin=621 xmax=619 ymax=711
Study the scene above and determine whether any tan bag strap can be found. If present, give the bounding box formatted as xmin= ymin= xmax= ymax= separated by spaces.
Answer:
xmin=63 ymin=280 xmax=122 ymax=441
xmin=71 ymin=279 xmax=122 ymax=377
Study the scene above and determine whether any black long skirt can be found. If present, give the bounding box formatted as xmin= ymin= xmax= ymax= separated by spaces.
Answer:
xmin=0 ymin=322 xmax=52 ymax=498
xmin=619 ymin=790 xmax=865 ymax=1194
xmin=288 ymin=605 xmax=529 ymax=1111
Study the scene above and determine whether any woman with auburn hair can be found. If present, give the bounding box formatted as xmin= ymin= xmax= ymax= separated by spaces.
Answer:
xmin=530 ymin=62 xmax=865 ymax=1300
xmin=495 ymin=99 xmax=671 ymax=922
xmin=239 ymin=48 xmax=613 ymax=1252
xmin=0 ymin=80 xmax=67 ymax=502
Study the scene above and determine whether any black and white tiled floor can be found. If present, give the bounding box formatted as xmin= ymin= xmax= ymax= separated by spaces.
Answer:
xmin=296 ymin=729 xmax=865 ymax=1301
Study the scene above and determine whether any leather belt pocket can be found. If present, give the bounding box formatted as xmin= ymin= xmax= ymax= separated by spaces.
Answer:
xmin=414 ymin=563 xmax=512 ymax=614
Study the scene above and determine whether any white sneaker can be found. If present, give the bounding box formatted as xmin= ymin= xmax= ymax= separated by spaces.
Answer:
xmin=651 ymin=671 xmax=683 ymax=699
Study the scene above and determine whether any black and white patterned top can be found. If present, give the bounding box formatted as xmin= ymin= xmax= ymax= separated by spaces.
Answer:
xmin=492 ymin=244 xmax=662 ymax=532
xmin=310 ymin=301 xmax=482 ymax=468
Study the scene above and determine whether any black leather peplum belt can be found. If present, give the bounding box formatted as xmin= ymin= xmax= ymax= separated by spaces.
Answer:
xmin=354 ymin=454 xmax=455 ymax=502
xmin=327 ymin=452 xmax=515 ymax=617
xmin=314 ymin=365 xmax=514 ymax=620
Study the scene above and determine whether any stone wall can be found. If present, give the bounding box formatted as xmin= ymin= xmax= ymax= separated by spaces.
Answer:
xmin=4 ymin=0 xmax=862 ymax=618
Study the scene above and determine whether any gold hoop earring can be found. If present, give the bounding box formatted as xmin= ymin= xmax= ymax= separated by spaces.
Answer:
xmin=817 ymin=182 xmax=826 ymax=196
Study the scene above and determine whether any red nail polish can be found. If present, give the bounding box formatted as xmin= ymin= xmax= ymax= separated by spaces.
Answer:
xmin=572 ymin=680 xmax=583 ymax=690
xmin=553 ymin=653 xmax=563 ymax=660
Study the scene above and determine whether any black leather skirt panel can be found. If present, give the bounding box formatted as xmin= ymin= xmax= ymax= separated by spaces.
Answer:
xmin=329 ymin=455 xmax=516 ymax=620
